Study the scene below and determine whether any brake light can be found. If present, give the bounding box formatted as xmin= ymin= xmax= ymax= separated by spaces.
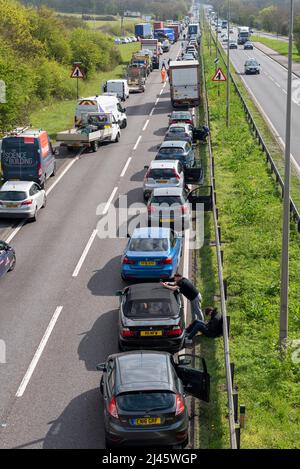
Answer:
xmin=108 ymin=396 xmax=119 ymax=419
xmin=172 ymin=168 xmax=180 ymax=180
xmin=21 ymin=199 xmax=33 ymax=206
xmin=121 ymin=328 xmax=135 ymax=337
xmin=38 ymin=163 xmax=42 ymax=177
xmin=181 ymin=204 xmax=188 ymax=214
xmin=122 ymin=257 xmax=136 ymax=265
xmin=144 ymin=169 xmax=151 ymax=180
xmin=175 ymin=394 xmax=185 ymax=416
xmin=147 ymin=205 xmax=156 ymax=213
xmin=166 ymin=326 xmax=182 ymax=336
xmin=158 ymin=257 xmax=173 ymax=265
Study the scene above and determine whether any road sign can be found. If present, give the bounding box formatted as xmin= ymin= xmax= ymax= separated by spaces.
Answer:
xmin=214 ymin=57 xmax=219 ymax=64
xmin=212 ymin=67 xmax=227 ymax=82
xmin=71 ymin=65 xmax=85 ymax=79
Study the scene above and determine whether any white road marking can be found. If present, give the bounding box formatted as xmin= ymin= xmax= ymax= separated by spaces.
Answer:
xmin=16 ymin=306 xmax=63 ymax=397
xmin=160 ymin=88 xmax=164 ymax=95
xmin=142 ymin=119 xmax=150 ymax=131
xmin=155 ymin=98 xmax=160 ymax=105
xmin=149 ymin=107 xmax=155 ymax=116
xmin=102 ymin=186 xmax=118 ymax=215
xmin=133 ymin=135 xmax=142 ymax=151
xmin=46 ymin=156 xmax=80 ymax=196
xmin=72 ymin=229 xmax=98 ymax=277
xmin=120 ymin=157 xmax=132 ymax=177
xmin=5 ymin=222 xmax=24 ymax=244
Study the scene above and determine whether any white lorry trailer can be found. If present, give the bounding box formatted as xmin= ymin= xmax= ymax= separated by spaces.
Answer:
xmin=168 ymin=60 xmax=200 ymax=108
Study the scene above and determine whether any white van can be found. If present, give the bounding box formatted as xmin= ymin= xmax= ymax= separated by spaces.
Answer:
xmin=75 ymin=95 xmax=127 ymax=128
xmin=103 ymin=80 xmax=129 ymax=101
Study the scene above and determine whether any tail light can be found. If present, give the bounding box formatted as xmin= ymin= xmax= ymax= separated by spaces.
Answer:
xmin=21 ymin=199 xmax=33 ymax=206
xmin=38 ymin=163 xmax=42 ymax=177
xmin=108 ymin=396 xmax=119 ymax=419
xmin=158 ymin=257 xmax=173 ymax=265
xmin=181 ymin=204 xmax=188 ymax=214
xmin=165 ymin=326 xmax=182 ymax=336
xmin=175 ymin=394 xmax=185 ymax=416
xmin=122 ymin=257 xmax=135 ymax=264
xmin=121 ymin=328 xmax=135 ymax=337
xmin=147 ymin=205 xmax=156 ymax=213
xmin=144 ymin=169 xmax=151 ymax=181
xmin=172 ymin=169 xmax=180 ymax=180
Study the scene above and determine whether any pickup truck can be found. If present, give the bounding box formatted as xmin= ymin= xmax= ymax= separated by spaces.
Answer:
xmin=56 ymin=112 xmax=121 ymax=152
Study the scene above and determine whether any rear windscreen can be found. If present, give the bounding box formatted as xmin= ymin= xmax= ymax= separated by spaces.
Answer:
xmin=0 ymin=191 xmax=27 ymax=201
xmin=148 ymin=169 xmax=176 ymax=179
xmin=159 ymin=147 xmax=183 ymax=155
xmin=117 ymin=392 xmax=175 ymax=412
xmin=151 ymin=196 xmax=182 ymax=205
xmin=1 ymin=138 xmax=38 ymax=167
xmin=124 ymin=299 xmax=178 ymax=318
xmin=128 ymin=238 xmax=169 ymax=252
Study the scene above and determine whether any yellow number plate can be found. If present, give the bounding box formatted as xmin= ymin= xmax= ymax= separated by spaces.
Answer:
xmin=134 ymin=417 xmax=161 ymax=425
xmin=160 ymin=218 xmax=174 ymax=223
xmin=6 ymin=203 xmax=18 ymax=208
xmin=158 ymin=180 xmax=168 ymax=183
xmin=140 ymin=261 xmax=156 ymax=266
xmin=140 ymin=330 xmax=163 ymax=336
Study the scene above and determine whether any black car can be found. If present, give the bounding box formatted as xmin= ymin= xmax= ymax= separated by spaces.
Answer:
xmin=244 ymin=41 xmax=254 ymax=50
xmin=0 ymin=240 xmax=16 ymax=278
xmin=97 ymin=351 xmax=210 ymax=448
xmin=117 ymin=283 xmax=185 ymax=352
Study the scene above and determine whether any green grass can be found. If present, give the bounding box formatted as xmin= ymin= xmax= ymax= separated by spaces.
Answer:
xmin=30 ymin=43 xmax=139 ymax=140
xmin=196 ymin=16 xmax=300 ymax=449
xmin=251 ymin=35 xmax=300 ymax=63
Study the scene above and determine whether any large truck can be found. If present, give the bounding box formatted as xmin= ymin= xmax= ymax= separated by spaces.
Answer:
xmin=153 ymin=21 xmax=164 ymax=30
xmin=127 ymin=64 xmax=146 ymax=93
xmin=237 ymin=26 xmax=250 ymax=44
xmin=154 ymin=28 xmax=175 ymax=43
xmin=134 ymin=23 xmax=152 ymax=39
xmin=188 ymin=23 xmax=200 ymax=37
xmin=167 ymin=24 xmax=180 ymax=42
xmin=140 ymin=39 xmax=160 ymax=69
xmin=169 ymin=60 xmax=200 ymax=108
xmin=131 ymin=52 xmax=152 ymax=75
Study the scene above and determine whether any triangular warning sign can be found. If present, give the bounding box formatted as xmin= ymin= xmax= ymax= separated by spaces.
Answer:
xmin=212 ymin=67 xmax=227 ymax=82
xmin=71 ymin=65 xmax=84 ymax=79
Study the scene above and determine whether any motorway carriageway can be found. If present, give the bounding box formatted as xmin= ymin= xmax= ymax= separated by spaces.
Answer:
xmin=216 ymin=25 xmax=300 ymax=178
xmin=0 ymin=40 xmax=193 ymax=448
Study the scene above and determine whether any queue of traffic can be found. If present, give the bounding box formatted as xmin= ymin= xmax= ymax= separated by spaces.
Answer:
xmin=0 ymin=14 xmax=210 ymax=449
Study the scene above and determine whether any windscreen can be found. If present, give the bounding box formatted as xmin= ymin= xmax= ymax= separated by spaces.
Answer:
xmin=117 ymin=392 xmax=175 ymax=412
xmin=1 ymin=138 xmax=39 ymax=168
xmin=0 ymin=191 xmax=27 ymax=201
xmin=148 ymin=169 xmax=176 ymax=179
xmin=158 ymin=147 xmax=184 ymax=155
xmin=124 ymin=298 xmax=177 ymax=318
xmin=128 ymin=238 xmax=169 ymax=252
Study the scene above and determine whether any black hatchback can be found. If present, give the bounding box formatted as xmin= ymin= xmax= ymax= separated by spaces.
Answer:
xmin=97 ymin=351 xmax=210 ymax=448
xmin=117 ymin=283 xmax=185 ymax=353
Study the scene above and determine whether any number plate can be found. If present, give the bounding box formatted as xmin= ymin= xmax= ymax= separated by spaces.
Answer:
xmin=140 ymin=261 xmax=156 ymax=266
xmin=6 ymin=203 xmax=18 ymax=208
xmin=158 ymin=180 xmax=168 ymax=183
xmin=140 ymin=330 xmax=163 ymax=336
xmin=132 ymin=417 xmax=161 ymax=425
xmin=160 ymin=218 xmax=174 ymax=223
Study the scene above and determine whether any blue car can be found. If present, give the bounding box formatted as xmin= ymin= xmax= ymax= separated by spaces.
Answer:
xmin=0 ymin=241 xmax=16 ymax=278
xmin=155 ymin=141 xmax=195 ymax=169
xmin=121 ymin=227 xmax=182 ymax=280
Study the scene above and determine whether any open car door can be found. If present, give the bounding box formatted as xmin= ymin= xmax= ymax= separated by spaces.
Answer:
xmin=175 ymin=354 xmax=210 ymax=402
xmin=188 ymin=185 xmax=213 ymax=211
xmin=184 ymin=161 xmax=203 ymax=184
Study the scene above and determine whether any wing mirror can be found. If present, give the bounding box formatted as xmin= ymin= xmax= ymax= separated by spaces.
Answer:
xmin=96 ymin=363 xmax=107 ymax=372
xmin=115 ymin=290 xmax=123 ymax=296
xmin=144 ymin=165 xmax=149 ymax=169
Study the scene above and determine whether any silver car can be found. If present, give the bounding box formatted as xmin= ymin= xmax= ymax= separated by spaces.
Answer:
xmin=164 ymin=123 xmax=193 ymax=144
xmin=0 ymin=181 xmax=46 ymax=221
xmin=147 ymin=186 xmax=191 ymax=231
xmin=143 ymin=160 xmax=185 ymax=200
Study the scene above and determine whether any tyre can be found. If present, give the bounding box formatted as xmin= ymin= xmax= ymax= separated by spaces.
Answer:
xmin=8 ymin=256 xmax=16 ymax=272
xmin=100 ymin=376 xmax=104 ymax=395
xmin=42 ymin=195 xmax=47 ymax=208
xmin=105 ymin=437 xmax=112 ymax=449
xmin=92 ymin=141 xmax=98 ymax=152
xmin=51 ymin=163 xmax=56 ymax=177
xmin=31 ymin=207 xmax=38 ymax=222
xmin=122 ymin=119 xmax=127 ymax=129
xmin=121 ymin=273 xmax=126 ymax=281
xmin=114 ymin=132 xmax=120 ymax=143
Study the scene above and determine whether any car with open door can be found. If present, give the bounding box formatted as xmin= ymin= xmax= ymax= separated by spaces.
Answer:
xmin=97 ymin=351 xmax=210 ymax=448
xmin=0 ymin=240 xmax=16 ymax=278
xmin=117 ymin=283 xmax=185 ymax=353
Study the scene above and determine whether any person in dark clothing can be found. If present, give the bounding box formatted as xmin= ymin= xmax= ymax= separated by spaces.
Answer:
xmin=185 ymin=307 xmax=223 ymax=345
xmin=161 ymin=273 xmax=204 ymax=321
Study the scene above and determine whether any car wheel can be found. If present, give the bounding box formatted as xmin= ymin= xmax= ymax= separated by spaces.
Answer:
xmin=31 ymin=207 xmax=38 ymax=222
xmin=122 ymin=119 xmax=127 ymax=129
xmin=8 ymin=256 xmax=16 ymax=272
xmin=51 ymin=163 xmax=56 ymax=177
xmin=100 ymin=376 xmax=104 ymax=395
xmin=115 ymin=132 xmax=120 ymax=143
xmin=92 ymin=141 xmax=98 ymax=152
xmin=42 ymin=195 xmax=47 ymax=208
xmin=118 ymin=341 xmax=124 ymax=352
xmin=105 ymin=437 xmax=112 ymax=449
xmin=121 ymin=273 xmax=126 ymax=281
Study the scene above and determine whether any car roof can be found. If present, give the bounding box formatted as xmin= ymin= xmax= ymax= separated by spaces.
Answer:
xmin=114 ymin=351 xmax=175 ymax=394
xmin=153 ymin=187 xmax=184 ymax=197
xmin=1 ymin=181 xmax=35 ymax=191
xmin=159 ymin=140 xmax=186 ymax=148
xmin=149 ymin=160 xmax=179 ymax=169
xmin=131 ymin=227 xmax=172 ymax=238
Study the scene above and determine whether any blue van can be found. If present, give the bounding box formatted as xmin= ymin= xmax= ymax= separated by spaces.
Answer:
xmin=1 ymin=129 xmax=56 ymax=187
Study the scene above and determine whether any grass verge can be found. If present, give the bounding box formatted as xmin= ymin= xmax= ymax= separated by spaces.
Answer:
xmin=30 ymin=43 xmax=139 ymax=140
xmin=198 ymin=16 xmax=300 ymax=449
xmin=251 ymin=36 xmax=300 ymax=63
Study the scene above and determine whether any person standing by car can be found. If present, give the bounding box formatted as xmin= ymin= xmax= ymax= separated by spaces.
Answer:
xmin=161 ymin=273 xmax=204 ymax=321
xmin=184 ymin=307 xmax=223 ymax=345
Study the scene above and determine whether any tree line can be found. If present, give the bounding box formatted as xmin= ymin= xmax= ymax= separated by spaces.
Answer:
xmin=21 ymin=0 xmax=191 ymax=21
xmin=0 ymin=0 xmax=122 ymax=131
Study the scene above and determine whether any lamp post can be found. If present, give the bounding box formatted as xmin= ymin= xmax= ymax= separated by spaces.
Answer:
xmin=279 ymin=0 xmax=294 ymax=353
